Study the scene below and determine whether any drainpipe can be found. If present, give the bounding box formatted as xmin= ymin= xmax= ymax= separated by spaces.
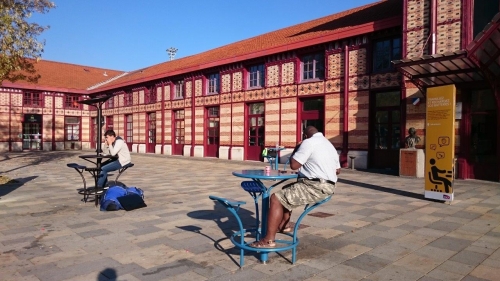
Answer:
xmin=431 ymin=0 xmax=437 ymax=55
xmin=341 ymin=45 xmax=349 ymax=168
xmin=161 ymin=84 xmax=165 ymax=154
xmin=52 ymin=93 xmax=56 ymax=151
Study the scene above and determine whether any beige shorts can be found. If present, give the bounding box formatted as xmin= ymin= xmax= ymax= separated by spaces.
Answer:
xmin=273 ymin=178 xmax=335 ymax=211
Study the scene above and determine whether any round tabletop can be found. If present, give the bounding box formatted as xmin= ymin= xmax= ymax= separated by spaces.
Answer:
xmin=232 ymin=169 xmax=298 ymax=180
xmin=79 ymin=154 xmax=117 ymax=159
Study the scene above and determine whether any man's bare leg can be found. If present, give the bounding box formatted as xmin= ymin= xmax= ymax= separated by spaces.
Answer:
xmin=250 ymin=194 xmax=283 ymax=247
xmin=278 ymin=210 xmax=292 ymax=231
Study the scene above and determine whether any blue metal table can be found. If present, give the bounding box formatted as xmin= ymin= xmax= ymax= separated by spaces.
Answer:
xmin=232 ymin=169 xmax=298 ymax=263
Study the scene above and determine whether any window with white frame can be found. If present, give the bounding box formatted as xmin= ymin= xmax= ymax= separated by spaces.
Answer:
xmin=207 ymin=73 xmax=219 ymax=95
xmin=174 ymin=81 xmax=184 ymax=99
xmin=248 ymin=64 xmax=265 ymax=88
xmin=64 ymin=116 xmax=80 ymax=141
xmin=301 ymin=53 xmax=324 ymax=81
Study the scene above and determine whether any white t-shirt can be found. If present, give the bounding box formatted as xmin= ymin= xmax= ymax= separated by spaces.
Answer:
xmin=292 ymin=132 xmax=340 ymax=182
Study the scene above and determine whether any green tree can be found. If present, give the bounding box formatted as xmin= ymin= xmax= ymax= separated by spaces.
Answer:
xmin=0 ymin=0 xmax=55 ymax=84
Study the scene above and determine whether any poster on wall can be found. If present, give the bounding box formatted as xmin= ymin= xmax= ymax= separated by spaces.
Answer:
xmin=425 ymin=85 xmax=456 ymax=202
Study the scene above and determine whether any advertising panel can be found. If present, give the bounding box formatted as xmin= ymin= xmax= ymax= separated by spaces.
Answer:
xmin=425 ymin=85 xmax=456 ymax=201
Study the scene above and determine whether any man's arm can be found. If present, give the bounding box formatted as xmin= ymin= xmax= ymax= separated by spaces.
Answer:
xmin=108 ymin=139 xmax=124 ymax=156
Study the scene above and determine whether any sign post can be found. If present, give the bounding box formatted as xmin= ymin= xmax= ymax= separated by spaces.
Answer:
xmin=425 ymin=85 xmax=456 ymax=202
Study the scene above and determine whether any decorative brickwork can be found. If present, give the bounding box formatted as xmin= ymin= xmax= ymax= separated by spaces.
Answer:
xmin=325 ymin=94 xmax=343 ymax=146
xmin=172 ymin=100 xmax=184 ymax=109
xmin=164 ymin=101 xmax=171 ymax=110
xmin=245 ymin=89 xmax=265 ymax=101
xmin=349 ymin=75 xmax=370 ymax=91
xmin=43 ymin=115 xmax=53 ymax=141
xmin=155 ymin=112 xmax=162 ymax=144
xmin=298 ymin=82 xmax=324 ymax=96
xmin=327 ymin=53 xmax=344 ymax=79
xmin=82 ymin=117 xmax=90 ymax=142
xmin=281 ymin=85 xmax=297 ymax=97
xmin=406 ymin=0 xmax=430 ymax=58
xmin=231 ymin=103 xmax=244 ymax=146
xmin=265 ymin=87 xmax=280 ymax=99
xmin=232 ymin=71 xmax=242 ymax=91
xmin=164 ymin=85 xmax=171 ymax=100
xmin=265 ymin=99 xmax=280 ymax=147
xmin=156 ymin=86 xmax=162 ymax=102
xmin=437 ymin=22 xmax=461 ymax=53
xmin=116 ymin=115 xmax=124 ymax=138
xmin=349 ymin=49 xmax=367 ymax=75
xmin=195 ymin=107 xmax=204 ymax=145
xmin=195 ymin=97 xmax=204 ymax=106
xmin=220 ymin=93 xmax=232 ymax=104
xmin=204 ymin=95 xmax=219 ymax=105
xmin=220 ymin=104 xmax=232 ymax=146
xmin=164 ymin=109 xmax=172 ymax=143
xmin=185 ymin=98 xmax=192 ymax=108
xmin=185 ymin=108 xmax=192 ymax=143
xmin=55 ymin=115 xmax=64 ymax=141
xmin=185 ymin=81 xmax=192 ymax=98
xmin=138 ymin=90 xmax=144 ymax=104
xmin=232 ymin=92 xmax=244 ymax=103
xmin=281 ymin=62 xmax=295 ymax=85
xmin=55 ymin=96 xmax=63 ymax=109
xmin=348 ymin=91 xmax=369 ymax=149
xmin=0 ymin=113 xmax=9 ymax=141
xmin=23 ymin=107 xmax=43 ymax=114
xmin=267 ymin=65 xmax=280 ymax=87
xmin=195 ymin=79 xmax=203 ymax=96
xmin=10 ymin=93 xmax=22 ymax=106
xmin=370 ymin=72 xmax=401 ymax=88
xmin=133 ymin=91 xmax=139 ymax=106
xmin=138 ymin=113 xmax=146 ymax=143
xmin=325 ymin=79 xmax=343 ymax=93
xmin=222 ymin=74 xmax=231 ymax=93
xmin=0 ymin=93 xmax=8 ymax=105
xmin=280 ymin=98 xmax=297 ymax=147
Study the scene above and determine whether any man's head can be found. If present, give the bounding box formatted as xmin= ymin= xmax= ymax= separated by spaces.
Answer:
xmin=304 ymin=126 xmax=319 ymax=139
xmin=104 ymin=130 xmax=116 ymax=144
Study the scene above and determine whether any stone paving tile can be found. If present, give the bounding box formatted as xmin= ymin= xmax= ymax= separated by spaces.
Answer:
xmin=1 ymin=151 xmax=500 ymax=280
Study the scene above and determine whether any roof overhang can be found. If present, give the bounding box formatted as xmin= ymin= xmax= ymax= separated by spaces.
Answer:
xmin=393 ymin=12 xmax=500 ymax=93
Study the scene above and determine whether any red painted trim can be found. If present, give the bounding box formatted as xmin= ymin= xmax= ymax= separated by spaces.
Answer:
xmin=8 ymin=92 xmax=12 ymax=151
xmin=462 ymin=0 xmax=473 ymax=48
xmin=161 ymin=83 xmax=165 ymax=154
xmin=52 ymin=93 xmax=56 ymax=150
xmin=190 ymin=77 xmax=195 ymax=157
xmin=341 ymin=45 xmax=349 ymax=168
xmin=403 ymin=0 xmax=408 ymax=58
xmin=91 ymin=17 xmax=402 ymax=93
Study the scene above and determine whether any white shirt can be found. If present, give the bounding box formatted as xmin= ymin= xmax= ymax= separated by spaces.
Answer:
xmin=292 ymin=132 xmax=340 ymax=182
xmin=104 ymin=137 xmax=131 ymax=167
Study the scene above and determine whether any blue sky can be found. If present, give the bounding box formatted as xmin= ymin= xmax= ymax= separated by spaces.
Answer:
xmin=31 ymin=0 xmax=379 ymax=71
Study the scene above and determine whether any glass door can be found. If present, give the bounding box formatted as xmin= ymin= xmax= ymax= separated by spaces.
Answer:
xmin=173 ymin=110 xmax=185 ymax=155
xmin=300 ymin=97 xmax=324 ymax=135
xmin=22 ymin=123 xmax=42 ymax=150
xmin=206 ymin=107 xmax=220 ymax=157
xmin=370 ymin=91 xmax=401 ymax=170
xmin=247 ymin=103 xmax=264 ymax=161
xmin=147 ymin=112 xmax=156 ymax=153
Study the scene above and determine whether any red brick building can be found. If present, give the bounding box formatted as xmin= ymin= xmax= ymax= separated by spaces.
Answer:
xmin=1 ymin=0 xmax=498 ymax=181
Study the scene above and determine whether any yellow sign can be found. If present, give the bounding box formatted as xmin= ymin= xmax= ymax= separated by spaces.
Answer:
xmin=425 ymin=85 xmax=456 ymax=202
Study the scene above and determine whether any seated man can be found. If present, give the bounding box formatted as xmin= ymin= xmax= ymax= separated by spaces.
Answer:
xmin=97 ymin=130 xmax=131 ymax=188
xmin=250 ymin=126 xmax=341 ymax=248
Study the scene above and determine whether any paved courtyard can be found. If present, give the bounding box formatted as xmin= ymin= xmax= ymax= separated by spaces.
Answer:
xmin=0 ymin=151 xmax=499 ymax=281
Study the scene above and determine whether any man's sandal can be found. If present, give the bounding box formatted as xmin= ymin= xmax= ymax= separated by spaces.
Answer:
xmin=249 ymin=240 xmax=276 ymax=248
xmin=278 ymin=226 xmax=293 ymax=234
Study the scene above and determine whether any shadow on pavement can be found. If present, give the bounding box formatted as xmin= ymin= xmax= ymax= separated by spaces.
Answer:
xmin=0 ymin=151 xmax=78 ymax=174
xmin=0 ymin=176 xmax=38 ymax=199
xmin=180 ymin=201 xmax=259 ymax=266
xmin=338 ymin=178 xmax=427 ymax=200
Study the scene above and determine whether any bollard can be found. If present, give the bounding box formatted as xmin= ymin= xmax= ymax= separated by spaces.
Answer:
xmin=349 ymin=156 xmax=356 ymax=170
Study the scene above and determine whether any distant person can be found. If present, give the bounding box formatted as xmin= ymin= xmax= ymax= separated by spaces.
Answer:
xmin=250 ymin=126 xmax=340 ymax=248
xmin=97 ymin=130 xmax=131 ymax=188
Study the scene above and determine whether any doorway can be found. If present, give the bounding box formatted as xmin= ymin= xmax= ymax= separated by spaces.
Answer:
xmin=22 ymin=122 xmax=42 ymax=150
xmin=246 ymin=103 xmax=265 ymax=161
xmin=173 ymin=110 xmax=185 ymax=155
xmin=146 ymin=112 xmax=156 ymax=153
xmin=300 ymin=97 xmax=324 ymax=135
xmin=206 ymin=106 xmax=220 ymax=157
xmin=468 ymin=89 xmax=498 ymax=181
xmin=370 ymin=91 xmax=401 ymax=170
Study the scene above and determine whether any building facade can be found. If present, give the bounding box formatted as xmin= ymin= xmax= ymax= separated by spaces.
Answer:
xmin=0 ymin=0 xmax=498 ymax=181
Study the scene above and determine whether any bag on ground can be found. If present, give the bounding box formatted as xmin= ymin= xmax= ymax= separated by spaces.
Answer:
xmin=100 ymin=186 xmax=127 ymax=211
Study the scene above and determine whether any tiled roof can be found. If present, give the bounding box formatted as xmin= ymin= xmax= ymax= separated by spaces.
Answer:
xmin=93 ymin=0 xmax=402 ymax=91
xmin=2 ymin=59 xmax=124 ymax=93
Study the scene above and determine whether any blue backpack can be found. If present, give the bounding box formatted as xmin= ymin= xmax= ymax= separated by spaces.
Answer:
xmin=100 ymin=186 xmax=145 ymax=211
